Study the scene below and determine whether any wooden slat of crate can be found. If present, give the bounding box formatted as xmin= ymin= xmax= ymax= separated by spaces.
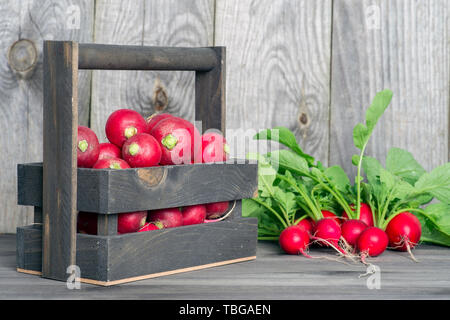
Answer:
xmin=16 ymin=216 xmax=257 ymax=285
xmin=17 ymin=161 xmax=257 ymax=213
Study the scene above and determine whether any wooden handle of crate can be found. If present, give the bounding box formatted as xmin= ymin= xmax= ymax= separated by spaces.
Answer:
xmin=41 ymin=40 xmax=226 ymax=282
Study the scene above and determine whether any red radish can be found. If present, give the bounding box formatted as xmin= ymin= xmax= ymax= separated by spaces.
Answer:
xmin=311 ymin=218 xmax=346 ymax=255
xmin=122 ymin=133 xmax=162 ymax=167
xmin=105 ymin=109 xmax=147 ymax=148
xmin=342 ymin=203 xmax=374 ymax=227
xmin=77 ymin=211 xmax=147 ymax=235
xmin=295 ymin=218 xmax=314 ymax=235
xmin=205 ymin=201 xmax=229 ymax=219
xmin=201 ymin=132 xmax=230 ymax=163
xmin=146 ymin=113 xmax=173 ymax=133
xmin=341 ymin=219 xmax=368 ymax=247
xmin=150 ymin=116 xmax=202 ymax=165
xmin=138 ymin=221 xmax=163 ymax=232
xmin=385 ymin=212 xmax=421 ymax=255
xmin=181 ymin=204 xmax=207 ymax=226
xmin=321 ymin=210 xmax=342 ymax=225
xmin=98 ymin=142 xmax=122 ymax=160
xmin=147 ymin=208 xmax=183 ymax=228
xmin=93 ymin=157 xmax=131 ymax=169
xmin=279 ymin=225 xmax=312 ymax=257
xmin=77 ymin=126 xmax=100 ymax=168
xmin=356 ymin=227 xmax=388 ymax=261
xmin=117 ymin=211 xmax=148 ymax=234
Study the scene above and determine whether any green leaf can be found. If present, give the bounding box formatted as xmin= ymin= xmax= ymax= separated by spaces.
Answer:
xmin=266 ymin=149 xmax=310 ymax=177
xmin=352 ymin=89 xmax=393 ymax=150
xmin=415 ymin=208 xmax=450 ymax=247
xmin=415 ymin=163 xmax=450 ymax=204
xmin=386 ymin=148 xmax=426 ymax=185
xmin=324 ymin=166 xmax=351 ymax=193
xmin=254 ymin=127 xmax=315 ymax=165
xmin=424 ymin=203 xmax=450 ymax=234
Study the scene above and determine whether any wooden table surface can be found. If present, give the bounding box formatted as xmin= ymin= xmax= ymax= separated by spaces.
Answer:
xmin=1 ymin=233 xmax=450 ymax=300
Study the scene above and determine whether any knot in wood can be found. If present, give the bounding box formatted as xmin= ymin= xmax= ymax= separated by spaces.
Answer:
xmin=8 ymin=39 xmax=38 ymax=78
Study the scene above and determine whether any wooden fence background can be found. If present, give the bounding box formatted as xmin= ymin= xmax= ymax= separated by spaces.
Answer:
xmin=0 ymin=0 xmax=448 ymax=233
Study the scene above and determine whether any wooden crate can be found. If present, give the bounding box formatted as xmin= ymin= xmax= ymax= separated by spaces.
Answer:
xmin=16 ymin=41 xmax=258 ymax=286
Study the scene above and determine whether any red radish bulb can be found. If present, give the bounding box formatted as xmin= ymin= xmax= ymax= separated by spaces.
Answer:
xmin=105 ymin=109 xmax=147 ymax=148
xmin=385 ymin=212 xmax=421 ymax=252
xmin=93 ymin=157 xmax=131 ymax=169
xmin=117 ymin=211 xmax=148 ymax=234
xmin=356 ymin=227 xmax=388 ymax=258
xmin=122 ymin=133 xmax=162 ymax=167
xmin=205 ymin=201 xmax=229 ymax=219
xmin=77 ymin=212 xmax=98 ymax=235
xmin=98 ymin=142 xmax=122 ymax=160
xmin=201 ymin=132 xmax=230 ymax=163
xmin=279 ymin=225 xmax=311 ymax=257
xmin=138 ymin=221 xmax=163 ymax=232
xmin=146 ymin=113 xmax=173 ymax=134
xmin=342 ymin=203 xmax=374 ymax=227
xmin=341 ymin=219 xmax=368 ymax=247
xmin=147 ymin=208 xmax=183 ymax=228
xmin=321 ymin=210 xmax=342 ymax=225
xmin=311 ymin=218 xmax=346 ymax=255
xmin=150 ymin=116 xmax=202 ymax=165
xmin=181 ymin=204 xmax=207 ymax=226
xmin=296 ymin=218 xmax=314 ymax=235
xmin=77 ymin=126 xmax=100 ymax=168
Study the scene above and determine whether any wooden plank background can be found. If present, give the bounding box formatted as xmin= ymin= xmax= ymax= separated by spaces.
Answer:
xmin=1 ymin=0 xmax=449 ymax=233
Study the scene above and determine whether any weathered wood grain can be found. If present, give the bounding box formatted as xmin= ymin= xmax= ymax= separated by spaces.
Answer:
xmin=90 ymin=0 xmax=214 ymax=143
xmin=214 ymin=0 xmax=332 ymax=163
xmin=18 ymin=162 xmax=257 ymax=213
xmin=16 ymin=216 xmax=258 ymax=284
xmin=329 ymin=0 xmax=449 ymax=177
xmin=0 ymin=0 xmax=94 ymax=234
xmin=42 ymin=40 xmax=78 ymax=281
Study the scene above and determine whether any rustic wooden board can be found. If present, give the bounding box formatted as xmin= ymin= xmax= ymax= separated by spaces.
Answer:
xmin=0 ymin=0 xmax=93 ymax=233
xmin=17 ymin=161 xmax=257 ymax=213
xmin=329 ymin=0 xmax=449 ymax=176
xmin=90 ymin=0 xmax=214 ymax=143
xmin=42 ymin=40 xmax=78 ymax=281
xmin=16 ymin=216 xmax=258 ymax=284
xmin=214 ymin=0 xmax=332 ymax=163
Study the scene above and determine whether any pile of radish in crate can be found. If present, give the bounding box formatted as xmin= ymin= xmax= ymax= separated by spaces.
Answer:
xmin=243 ymin=89 xmax=450 ymax=264
xmin=77 ymin=109 xmax=231 ymax=235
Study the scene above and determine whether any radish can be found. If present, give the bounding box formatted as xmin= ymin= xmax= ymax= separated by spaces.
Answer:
xmin=98 ymin=142 xmax=122 ymax=160
xmin=356 ymin=227 xmax=388 ymax=262
xmin=138 ymin=221 xmax=163 ymax=232
xmin=181 ymin=204 xmax=207 ymax=226
xmin=385 ymin=212 xmax=421 ymax=258
xmin=77 ymin=211 xmax=147 ymax=235
xmin=93 ymin=157 xmax=131 ymax=169
xmin=146 ymin=113 xmax=173 ymax=133
xmin=150 ymin=116 xmax=202 ymax=165
xmin=311 ymin=218 xmax=347 ymax=255
xmin=341 ymin=219 xmax=368 ymax=247
xmin=342 ymin=203 xmax=374 ymax=227
xmin=201 ymin=132 xmax=230 ymax=163
xmin=77 ymin=126 xmax=100 ymax=168
xmin=279 ymin=225 xmax=312 ymax=257
xmin=321 ymin=210 xmax=342 ymax=225
xmin=105 ymin=109 xmax=148 ymax=148
xmin=122 ymin=133 xmax=162 ymax=168
xmin=205 ymin=201 xmax=229 ymax=219
xmin=147 ymin=207 xmax=183 ymax=228
xmin=295 ymin=217 xmax=314 ymax=235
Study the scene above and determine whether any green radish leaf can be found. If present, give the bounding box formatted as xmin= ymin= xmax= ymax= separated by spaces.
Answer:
xmin=273 ymin=187 xmax=298 ymax=217
xmin=254 ymin=127 xmax=315 ymax=165
xmin=424 ymin=203 xmax=450 ymax=234
xmin=324 ymin=166 xmax=351 ymax=193
xmin=352 ymin=154 xmax=360 ymax=166
xmin=386 ymin=147 xmax=426 ymax=185
xmin=415 ymin=208 xmax=450 ymax=247
xmin=414 ymin=163 xmax=450 ymax=204
xmin=266 ymin=149 xmax=310 ymax=177
xmin=352 ymin=89 xmax=393 ymax=150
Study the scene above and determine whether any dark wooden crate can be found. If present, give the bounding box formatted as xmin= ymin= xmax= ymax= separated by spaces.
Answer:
xmin=16 ymin=41 xmax=258 ymax=286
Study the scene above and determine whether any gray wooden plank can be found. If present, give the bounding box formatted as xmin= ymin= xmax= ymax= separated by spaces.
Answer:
xmin=329 ymin=0 xmax=449 ymax=177
xmin=0 ymin=0 xmax=94 ymax=234
xmin=42 ymin=40 xmax=78 ymax=281
xmin=214 ymin=0 xmax=332 ymax=164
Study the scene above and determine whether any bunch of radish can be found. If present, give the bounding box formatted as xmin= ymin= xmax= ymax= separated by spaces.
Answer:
xmin=75 ymin=108 xmax=232 ymax=235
